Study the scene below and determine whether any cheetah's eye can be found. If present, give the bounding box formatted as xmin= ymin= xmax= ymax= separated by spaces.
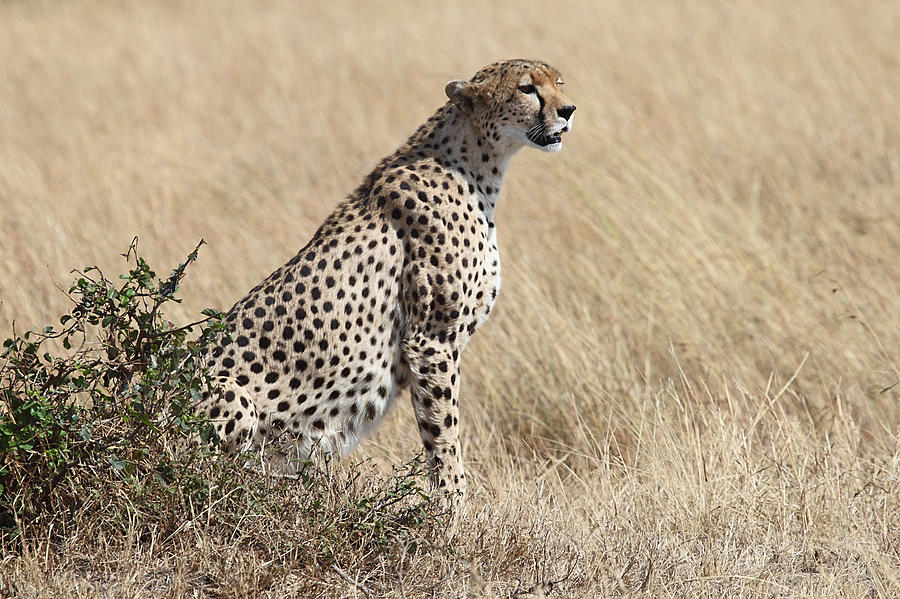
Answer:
xmin=518 ymin=84 xmax=536 ymax=95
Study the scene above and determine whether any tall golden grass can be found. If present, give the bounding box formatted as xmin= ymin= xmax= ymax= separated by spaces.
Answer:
xmin=1 ymin=1 xmax=898 ymax=596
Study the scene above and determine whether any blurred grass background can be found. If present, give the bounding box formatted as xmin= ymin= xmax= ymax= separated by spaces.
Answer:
xmin=1 ymin=1 xmax=898 ymax=596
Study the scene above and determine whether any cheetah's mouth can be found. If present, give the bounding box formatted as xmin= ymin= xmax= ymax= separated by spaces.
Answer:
xmin=528 ymin=130 xmax=563 ymax=147
xmin=525 ymin=121 xmax=565 ymax=151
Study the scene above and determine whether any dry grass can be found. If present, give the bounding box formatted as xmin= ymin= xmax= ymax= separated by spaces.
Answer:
xmin=1 ymin=0 xmax=899 ymax=597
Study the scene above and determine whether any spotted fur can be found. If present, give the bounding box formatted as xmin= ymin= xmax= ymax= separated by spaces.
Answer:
xmin=200 ymin=59 xmax=576 ymax=501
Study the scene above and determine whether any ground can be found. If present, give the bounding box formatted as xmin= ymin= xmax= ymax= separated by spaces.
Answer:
xmin=0 ymin=1 xmax=898 ymax=597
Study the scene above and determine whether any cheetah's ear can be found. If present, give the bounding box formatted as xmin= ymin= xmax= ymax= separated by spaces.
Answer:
xmin=445 ymin=80 xmax=477 ymax=113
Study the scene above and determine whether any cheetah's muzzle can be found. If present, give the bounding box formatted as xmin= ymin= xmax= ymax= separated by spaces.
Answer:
xmin=528 ymin=128 xmax=563 ymax=147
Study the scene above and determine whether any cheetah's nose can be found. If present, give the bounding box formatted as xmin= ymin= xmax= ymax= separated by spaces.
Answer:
xmin=557 ymin=105 xmax=576 ymax=120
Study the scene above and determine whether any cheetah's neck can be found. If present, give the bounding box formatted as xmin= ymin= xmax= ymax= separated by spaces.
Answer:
xmin=398 ymin=103 xmax=520 ymax=223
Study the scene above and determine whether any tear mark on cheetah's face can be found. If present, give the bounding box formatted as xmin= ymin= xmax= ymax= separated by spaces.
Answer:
xmin=445 ymin=59 xmax=576 ymax=153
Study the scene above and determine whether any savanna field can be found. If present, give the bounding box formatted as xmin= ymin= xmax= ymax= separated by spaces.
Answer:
xmin=1 ymin=1 xmax=899 ymax=597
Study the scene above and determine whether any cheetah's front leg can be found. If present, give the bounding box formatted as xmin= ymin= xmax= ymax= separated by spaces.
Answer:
xmin=403 ymin=334 xmax=466 ymax=503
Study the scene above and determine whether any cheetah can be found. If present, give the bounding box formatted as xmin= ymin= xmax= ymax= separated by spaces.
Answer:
xmin=201 ymin=59 xmax=575 ymax=501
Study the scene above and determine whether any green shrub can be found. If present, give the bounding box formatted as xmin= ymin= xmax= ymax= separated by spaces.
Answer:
xmin=0 ymin=239 xmax=229 ymax=536
xmin=0 ymin=240 xmax=440 ymax=570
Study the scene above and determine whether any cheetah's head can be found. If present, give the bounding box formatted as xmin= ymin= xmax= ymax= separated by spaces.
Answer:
xmin=445 ymin=59 xmax=575 ymax=153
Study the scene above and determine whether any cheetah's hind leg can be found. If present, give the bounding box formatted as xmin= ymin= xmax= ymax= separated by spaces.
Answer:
xmin=200 ymin=377 xmax=259 ymax=453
